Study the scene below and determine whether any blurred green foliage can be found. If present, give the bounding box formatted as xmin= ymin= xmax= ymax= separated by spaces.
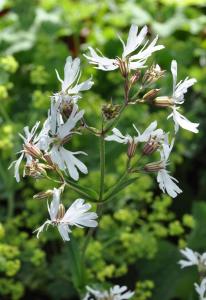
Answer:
xmin=0 ymin=0 xmax=206 ymax=299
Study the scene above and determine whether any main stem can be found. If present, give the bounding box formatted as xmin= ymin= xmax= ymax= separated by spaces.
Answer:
xmin=99 ymin=134 xmax=105 ymax=201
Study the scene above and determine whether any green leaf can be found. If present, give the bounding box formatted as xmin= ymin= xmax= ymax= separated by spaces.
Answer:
xmin=67 ymin=237 xmax=86 ymax=294
xmin=104 ymin=176 xmax=139 ymax=201
xmin=66 ymin=180 xmax=98 ymax=201
xmin=187 ymin=202 xmax=206 ymax=249
xmin=138 ymin=241 xmax=197 ymax=300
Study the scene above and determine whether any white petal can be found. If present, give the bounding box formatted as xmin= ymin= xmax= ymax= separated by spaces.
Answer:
xmin=174 ymin=78 xmax=196 ymax=102
xmin=58 ymin=224 xmax=71 ymax=241
xmin=63 ymin=57 xmax=80 ymax=92
xmin=48 ymin=188 xmax=61 ymax=221
xmin=135 ymin=121 xmax=157 ymax=143
xmin=157 ymin=169 xmax=182 ymax=198
xmin=69 ymin=77 xmax=94 ymax=94
xmin=59 ymin=148 xmax=80 ymax=180
xmin=122 ymin=25 xmax=147 ymax=58
xmin=84 ymin=47 xmax=118 ymax=71
xmin=105 ymin=128 xmax=131 ymax=144
xmin=58 ymin=105 xmax=84 ymax=138
xmin=33 ymin=220 xmax=52 ymax=238
xmin=171 ymin=60 xmax=177 ymax=94
xmin=169 ymin=109 xmax=199 ymax=134
xmin=130 ymin=35 xmax=164 ymax=62
xmin=62 ymin=199 xmax=98 ymax=228
xmin=194 ymin=278 xmax=206 ymax=300
xmin=8 ymin=152 xmax=24 ymax=183
xmin=50 ymin=145 xmax=66 ymax=171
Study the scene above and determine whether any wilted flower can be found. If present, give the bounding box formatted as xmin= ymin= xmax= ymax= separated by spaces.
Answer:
xmin=84 ymin=24 xmax=164 ymax=73
xmin=142 ymin=64 xmax=165 ymax=86
xmin=168 ymin=60 xmax=199 ymax=133
xmin=55 ymin=56 xmax=93 ymax=103
xmin=34 ymin=188 xmax=98 ymax=241
xmin=84 ymin=285 xmax=134 ymax=300
xmin=195 ymin=278 xmax=206 ymax=300
xmin=9 ymin=122 xmax=41 ymax=182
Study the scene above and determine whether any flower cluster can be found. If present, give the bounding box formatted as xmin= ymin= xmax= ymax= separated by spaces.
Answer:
xmin=179 ymin=248 xmax=206 ymax=299
xmin=9 ymin=23 xmax=199 ymax=298
xmin=9 ymin=55 xmax=97 ymax=241
xmin=84 ymin=24 xmax=198 ymax=198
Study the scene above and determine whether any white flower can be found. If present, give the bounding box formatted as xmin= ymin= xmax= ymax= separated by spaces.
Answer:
xmin=8 ymin=121 xmax=40 ymax=182
xmin=84 ymin=285 xmax=134 ymax=300
xmin=179 ymin=248 xmax=199 ymax=269
xmin=84 ymin=24 xmax=164 ymax=72
xmin=168 ymin=107 xmax=199 ymax=134
xmin=49 ymin=104 xmax=88 ymax=180
xmin=156 ymin=137 xmax=182 ymax=198
xmin=105 ymin=121 xmax=159 ymax=145
xmin=195 ymin=278 xmax=206 ymax=300
xmin=55 ymin=56 xmax=93 ymax=102
xmin=167 ymin=60 xmax=199 ymax=133
xmin=50 ymin=146 xmax=88 ymax=181
xmin=178 ymin=247 xmax=206 ymax=269
xmin=34 ymin=188 xmax=98 ymax=241
xmin=36 ymin=118 xmax=51 ymax=151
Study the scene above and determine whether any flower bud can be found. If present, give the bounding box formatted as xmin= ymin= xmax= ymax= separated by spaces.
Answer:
xmin=142 ymin=64 xmax=165 ymax=86
xmin=143 ymin=89 xmax=160 ymax=101
xmin=153 ymin=96 xmax=174 ymax=107
xmin=33 ymin=190 xmax=53 ymax=200
xmin=144 ymin=161 xmax=164 ymax=172
xmin=127 ymin=141 xmax=137 ymax=158
xmin=24 ymin=143 xmax=42 ymax=159
xmin=102 ymin=104 xmax=121 ymax=121
xmin=130 ymin=70 xmax=141 ymax=85
xmin=56 ymin=204 xmax=65 ymax=220
xmin=143 ymin=139 xmax=159 ymax=155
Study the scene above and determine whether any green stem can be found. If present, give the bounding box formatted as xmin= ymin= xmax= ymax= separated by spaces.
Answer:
xmin=99 ymin=135 xmax=105 ymax=201
xmin=103 ymin=158 xmax=131 ymax=201
xmin=103 ymin=171 xmax=128 ymax=201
